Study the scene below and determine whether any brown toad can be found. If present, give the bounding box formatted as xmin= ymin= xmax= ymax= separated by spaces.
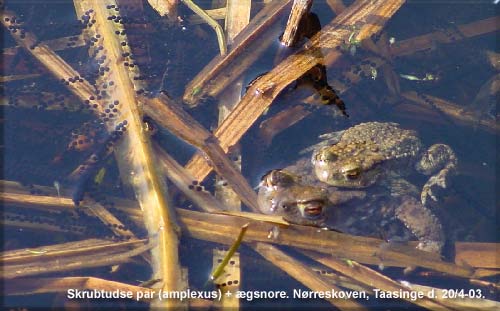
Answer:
xmin=311 ymin=122 xmax=457 ymax=207
xmin=309 ymin=122 xmax=457 ymax=252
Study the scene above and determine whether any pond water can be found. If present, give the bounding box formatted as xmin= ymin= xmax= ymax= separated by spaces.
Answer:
xmin=2 ymin=0 xmax=498 ymax=310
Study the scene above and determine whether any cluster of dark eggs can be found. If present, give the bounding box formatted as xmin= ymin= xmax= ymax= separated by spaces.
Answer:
xmin=4 ymin=15 xmax=27 ymax=38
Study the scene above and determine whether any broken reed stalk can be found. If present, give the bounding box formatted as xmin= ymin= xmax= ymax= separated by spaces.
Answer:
xmin=3 ymin=34 xmax=86 ymax=56
xmin=2 ymin=239 xmax=146 ymax=264
xmin=183 ymin=0 xmax=294 ymax=105
xmin=252 ymin=242 xmax=367 ymax=310
xmin=0 ymin=73 xmax=41 ymax=82
xmin=325 ymin=0 xmax=346 ymax=13
xmin=3 ymin=213 xmax=86 ymax=235
xmin=87 ymin=2 xmax=184 ymax=307
xmin=3 ymin=182 xmax=500 ymax=277
xmin=4 ymin=276 xmax=214 ymax=308
xmin=141 ymin=95 xmax=260 ymax=212
xmin=153 ymin=142 xmax=224 ymax=213
xmin=1 ymin=192 xmax=76 ymax=212
xmin=1 ymin=8 xmax=108 ymax=116
xmin=302 ymin=251 xmax=454 ymax=310
xmin=400 ymin=92 xmax=499 ymax=133
xmin=405 ymin=283 xmax=500 ymax=310
xmin=147 ymin=0 xmax=178 ymax=22
xmin=82 ymin=198 xmax=137 ymax=239
xmin=281 ymin=0 xmax=313 ymax=47
xmin=257 ymin=15 xmax=500 ymax=143
xmin=310 ymin=267 xmax=371 ymax=292
xmin=224 ymin=0 xmax=251 ymax=46
xmin=5 ymin=276 xmax=153 ymax=298
xmin=1 ymin=91 xmax=82 ymax=111
xmin=188 ymin=7 xmax=226 ymax=24
xmin=181 ymin=0 xmax=226 ymax=55
xmin=3 ymin=187 xmax=498 ymax=278
xmin=213 ymin=0 xmax=251 ymax=232
xmin=184 ymin=0 xmax=406 ymax=182
xmin=390 ymin=16 xmax=499 ymax=57
xmin=2 ymin=239 xmax=152 ymax=279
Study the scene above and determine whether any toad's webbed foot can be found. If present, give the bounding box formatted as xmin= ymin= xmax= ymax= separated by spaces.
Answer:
xmin=416 ymin=144 xmax=457 ymax=206
xmin=395 ymin=196 xmax=444 ymax=254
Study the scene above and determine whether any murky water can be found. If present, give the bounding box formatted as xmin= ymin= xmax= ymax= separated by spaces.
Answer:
xmin=2 ymin=0 xmax=498 ymax=310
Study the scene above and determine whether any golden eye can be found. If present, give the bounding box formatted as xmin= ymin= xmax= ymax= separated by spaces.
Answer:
xmin=342 ymin=165 xmax=362 ymax=180
xmin=261 ymin=169 xmax=294 ymax=187
xmin=316 ymin=150 xmax=338 ymax=162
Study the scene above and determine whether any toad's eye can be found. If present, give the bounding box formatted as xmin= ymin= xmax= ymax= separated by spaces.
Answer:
xmin=261 ymin=169 xmax=294 ymax=187
xmin=316 ymin=150 xmax=338 ymax=162
xmin=342 ymin=166 xmax=362 ymax=180
xmin=280 ymin=202 xmax=291 ymax=211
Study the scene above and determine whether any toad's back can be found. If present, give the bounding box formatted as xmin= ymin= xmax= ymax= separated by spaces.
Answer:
xmin=338 ymin=122 xmax=422 ymax=162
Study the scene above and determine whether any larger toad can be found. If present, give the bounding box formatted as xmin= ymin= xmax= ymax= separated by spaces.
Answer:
xmin=312 ymin=122 xmax=457 ymax=207
xmin=310 ymin=122 xmax=457 ymax=252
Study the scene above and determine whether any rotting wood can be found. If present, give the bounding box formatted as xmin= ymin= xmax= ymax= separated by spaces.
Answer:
xmin=3 ymin=187 xmax=498 ymax=278
xmin=184 ymin=0 xmax=406 ymax=182
xmin=253 ymin=242 xmax=367 ymax=310
xmin=303 ymin=250 xmax=454 ymax=310
xmin=183 ymin=0 xmax=294 ymax=106
xmin=281 ymin=0 xmax=313 ymax=47
xmin=141 ymin=94 xmax=260 ymax=212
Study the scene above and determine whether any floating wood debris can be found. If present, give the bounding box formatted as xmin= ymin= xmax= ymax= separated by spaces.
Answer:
xmin=281 ymin=0 xmax=313 ymax=47
xmin=142 ymin=94 xmax=260 ymax=212
xmin=1 ymin=238 xmax=151 ymax=278
xmin=253 ymin=242 xmax=367 ymax=310
xmin=184 ymin=0 xmax=405 ymax=182
xmin=4 ymin=185 xmax=497 ymax=278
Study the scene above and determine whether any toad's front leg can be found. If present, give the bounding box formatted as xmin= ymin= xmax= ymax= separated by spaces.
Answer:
xmin=416 ymin=144 xmax=458 ymax=206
